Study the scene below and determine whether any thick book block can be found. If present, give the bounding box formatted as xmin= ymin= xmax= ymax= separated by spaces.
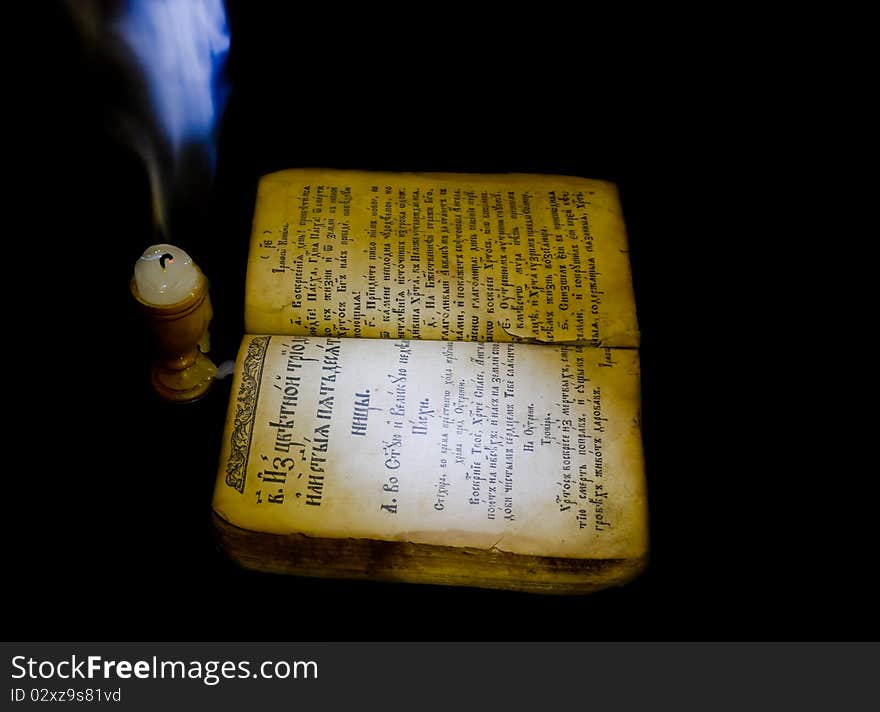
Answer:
xmin=213 ymin=169 xmax=648 ymax=593
xmin=212 ymin=515 xmax=645 ymax=595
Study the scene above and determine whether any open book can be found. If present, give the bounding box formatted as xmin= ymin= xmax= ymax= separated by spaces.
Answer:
xmin=212 ymin=169 xmax=647 ymax=594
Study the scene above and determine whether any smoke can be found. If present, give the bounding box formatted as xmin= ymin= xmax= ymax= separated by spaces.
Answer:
xmin=67 ymin=0 xmax=230 ymax=237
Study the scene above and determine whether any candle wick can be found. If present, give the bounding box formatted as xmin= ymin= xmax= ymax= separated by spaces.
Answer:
xmin=159 ymin=253 xmax=174 ymax=269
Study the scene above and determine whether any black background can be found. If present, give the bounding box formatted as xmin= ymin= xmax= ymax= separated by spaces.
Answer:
xmin=9 ymin=3 xmax=871 ymax=642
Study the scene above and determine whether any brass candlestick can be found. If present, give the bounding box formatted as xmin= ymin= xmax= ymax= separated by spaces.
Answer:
xmin=131 ymin=245 xmax=217 ymax=402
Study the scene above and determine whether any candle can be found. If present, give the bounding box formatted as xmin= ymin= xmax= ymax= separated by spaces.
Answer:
xmin=134 ymin=243 xmax=201 ymax=305
xmin=131 ymin=243 xmax=217 ymax=402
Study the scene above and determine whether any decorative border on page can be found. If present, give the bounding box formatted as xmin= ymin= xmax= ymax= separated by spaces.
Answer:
xmin=225 ymin=336 xmax=271 ymax=493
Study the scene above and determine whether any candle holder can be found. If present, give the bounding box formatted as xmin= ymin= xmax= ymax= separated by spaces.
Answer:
xmin=131 ymin=261 xmax=217 ymax=403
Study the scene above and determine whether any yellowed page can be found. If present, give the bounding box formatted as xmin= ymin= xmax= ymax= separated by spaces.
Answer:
xmin=245 ymin=169 xmax=638 ymax=347
xmin=213 ymin=335 xmax=647 ymax=561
